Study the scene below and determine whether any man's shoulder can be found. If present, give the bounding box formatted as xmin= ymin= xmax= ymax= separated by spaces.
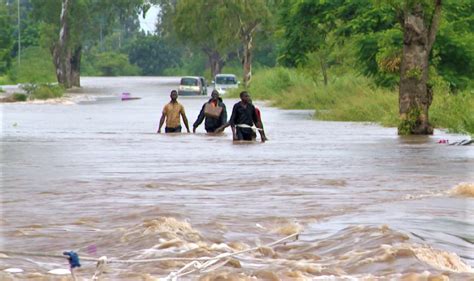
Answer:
xmin=169 ymin=101 xmax=184 ymax=107
xmin=176 ymin=102 xmax=186 ymax=112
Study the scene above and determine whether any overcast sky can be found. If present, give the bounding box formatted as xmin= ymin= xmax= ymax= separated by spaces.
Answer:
xmin=138 ymin=5 xmax=160 ymax=34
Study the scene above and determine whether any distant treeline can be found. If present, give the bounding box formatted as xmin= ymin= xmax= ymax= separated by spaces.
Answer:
xmin=1 ymin=0 xmax=472 ymax=91
xmin=1 ymin=0 xmax=472 ymax=133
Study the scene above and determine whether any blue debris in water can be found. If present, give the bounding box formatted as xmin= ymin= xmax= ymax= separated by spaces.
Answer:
xmin=63 ymin=251 xmax=81 ymax=268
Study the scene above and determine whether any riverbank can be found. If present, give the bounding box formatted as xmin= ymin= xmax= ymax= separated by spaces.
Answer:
xmin=233 ymin=68 xmax=474 ymax=135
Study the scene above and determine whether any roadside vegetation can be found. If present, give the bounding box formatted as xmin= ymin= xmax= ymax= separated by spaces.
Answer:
xmin=229 ymin=67 xmax=473 ymax=135
xmin=22 ymin=83 xmax=64 ymax=100
xmin=0 ymin=83 xmax=63 ymax=103
xmin=0 ymin=0 xmax=472 ymax=134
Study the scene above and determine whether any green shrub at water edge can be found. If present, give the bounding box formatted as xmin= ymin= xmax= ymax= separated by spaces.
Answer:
xmin=0 ymin=93 xmax=28 ymax=102
xmin=243 ymin=67 xmax=398 ymax=124
xmin=31 ymin=85 xmax=63 ymax=100
xmin=313 ymin=74 xmax=399 ymax=126
xmin=21 ymin=83 xmax=64 ymax=100
xmin=431 ymin=90 xmax=474 ymax=135
xmin=227 ymin=67 xmax=312 ymax=101
xmin=226 ymin=67 xmax=473 ymax=134
xmin=11 ymin=93 xmax=28 ymax=101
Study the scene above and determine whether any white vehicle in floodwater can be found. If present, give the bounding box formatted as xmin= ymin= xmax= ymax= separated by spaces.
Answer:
xmin=212 ymin=74 xmax=239 ymax=95
xmin=178 ymin=76 xmax=207 ymax=96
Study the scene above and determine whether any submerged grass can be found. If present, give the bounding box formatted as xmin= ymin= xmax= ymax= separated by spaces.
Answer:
xmin=235 ymin=67 xmax=473 ymax=135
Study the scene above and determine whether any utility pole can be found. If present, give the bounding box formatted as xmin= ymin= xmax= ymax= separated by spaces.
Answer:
xmin=17 ymin=0 xmax=21 ymax=66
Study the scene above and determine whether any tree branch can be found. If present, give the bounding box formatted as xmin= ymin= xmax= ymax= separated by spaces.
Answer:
xmin=427 ymin=0 xmax=442 ymax=52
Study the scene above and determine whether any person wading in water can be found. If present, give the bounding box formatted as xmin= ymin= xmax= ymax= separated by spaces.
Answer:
xmin=250 ymin=99 xmax=267 ymax=142
xmin=193 ymin=90 xmax=227 ymax=133
xmin=157 ymin=90 xmax=190 ymax=133
xmin=217 ymin=91 xmax=265 ymax=142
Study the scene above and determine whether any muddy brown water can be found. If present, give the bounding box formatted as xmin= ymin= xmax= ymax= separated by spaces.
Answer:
xmin=1 ymin=77 xmax=473 ymax=280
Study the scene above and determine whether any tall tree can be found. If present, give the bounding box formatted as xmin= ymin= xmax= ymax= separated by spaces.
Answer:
xmin=174 ymin=0 xmax=236 ymax=78
xmin=434 ymin=0 xmax=474 ymax=90
xmin=277 ymin=0 xmax=339 ymax=85
xmin=394 ymin=0 xmax=442 ymax=134
xmin=0 ymin=1 xmax=13 ymax=74
xmin=224 ymin=0 xmax=272 ymax=86
xmin=53 ymin=0 xmax=76 ymax=87
xmin=128 ymin=34 xmax=181 ymax=75
xmin=31 ymin=0 xmax=145 ymax=88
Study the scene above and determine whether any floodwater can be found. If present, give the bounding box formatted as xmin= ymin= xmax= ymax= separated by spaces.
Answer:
xmin=1 ymin=77 xmax=473 ymax=280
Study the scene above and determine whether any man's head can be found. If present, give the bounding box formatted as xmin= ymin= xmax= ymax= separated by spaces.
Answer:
xmin=211 ymin=90 xmax=219 ymax=100
xmin=170 ymin=90 xmax=178 ymax=102
xmin=240 ymin=91 xmax=250 ymax=104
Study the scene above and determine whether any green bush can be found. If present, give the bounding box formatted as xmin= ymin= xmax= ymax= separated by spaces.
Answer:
xmin=11 ymin=93 xmax=28 ymax=101
xmin=82 ymin=52 xmax=140 ymax=76
xmin=0 ymin=93 xmax=28 ymax=102
xmin=96 ymin=52 xmax=141 ymax=76
xmin=21 ymin=83 xmax=64 ymax=100
xmin=0 ymin=75 xmax=13 ymax=85
xmin=232 ymin=67 xmax=313 ymax=102
xmin=8 ymin=47 xmax=56 ymax=83
xmin=163 ymin=53 xmax=207 ymax=78
xmin=246 ymin=66 xmax=473 ymax=134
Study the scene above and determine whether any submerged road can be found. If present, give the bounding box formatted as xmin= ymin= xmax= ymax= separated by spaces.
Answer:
xmin=1 ymin=76 xmax=473 ymax=279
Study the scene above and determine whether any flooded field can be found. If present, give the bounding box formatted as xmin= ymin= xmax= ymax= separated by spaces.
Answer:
xmin=1 ymin=77 xmax=473 ymax=280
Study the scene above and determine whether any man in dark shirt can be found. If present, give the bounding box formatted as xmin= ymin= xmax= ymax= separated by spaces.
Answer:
xmin=227 ymin=91 xmax=264 ymax=142
xmin=193 ymin=90 xmax=227 ymax=133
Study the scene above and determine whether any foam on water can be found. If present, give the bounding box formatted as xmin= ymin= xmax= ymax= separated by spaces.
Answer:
xmin=449 ymin=182 xmax=474 ymax=197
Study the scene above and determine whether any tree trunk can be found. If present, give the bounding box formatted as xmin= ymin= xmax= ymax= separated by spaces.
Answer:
xmin=398 ymin=1 xmax=442 ymax=135
xmin=319 ymin=54 xmax=328 ymax=86
xmin=71 ymin=46 xmax=81 ymax=87
xmin=242 ymin=38 xmax=252 ymax=87
xmin=53 ymin=0 xmax=70 ymax=87
xmin=52 ymin=0 xmax=81 ymax=88
xmin=208 ymin=50 xmax=224 ymax=78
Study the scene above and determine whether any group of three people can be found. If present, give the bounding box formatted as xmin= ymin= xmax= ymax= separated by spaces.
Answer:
xmin=157 ymin=90 xmax=267 ymax=142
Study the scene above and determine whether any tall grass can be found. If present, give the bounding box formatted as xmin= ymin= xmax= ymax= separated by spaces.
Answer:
xmin=431 ymin=90 xmax=474 ymax=134
xmin=242 ymin=67 xmax=473 ymax=135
